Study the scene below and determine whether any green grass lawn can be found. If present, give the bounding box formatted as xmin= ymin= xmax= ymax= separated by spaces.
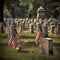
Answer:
xmin=0 ymin=31 xmax=60 ymax=60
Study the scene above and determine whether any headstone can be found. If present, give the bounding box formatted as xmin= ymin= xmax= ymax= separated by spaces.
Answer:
xmin=26 ymin=18 xmax=29 ymax=23
xmin=18 ymin=23 xmax=23 ymax=33
xmin=34 ymin=18 xmax=37 ymax=27
xmin=38 ymin=18 xmax=42 ymax=24
xmin=30 ymin=18 xmax=34 ymax=23
xmin=6 ymin=18 xmax=10 ymax=34
xmin=29 ymin=23 xmax=34 ymax=33
xmin=21 ymin=21 xmax=25 ymax=30
xmin=58 ymin=22 xmax=60 ymax=33
xmin=36 ymin=22 xmax=41 ymax=31
xmin=8 ymin=25 xmax=15 ymax=38
xmin=50 ymin=21 xmax=55 ymax=34
xmin=42 ymin=21 xmax=48 ymax=37
xmin=39 ymin=38 xmax=53 ymax=55
xmin=28 ymin=20 xmax=31 ymax=27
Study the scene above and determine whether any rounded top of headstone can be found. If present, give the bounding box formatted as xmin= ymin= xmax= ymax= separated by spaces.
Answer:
xmin=30 ymin=23 xmax=34 ymax=25
xmin=44 ymin=18 xmax=47 ymax=22
xmin=37 ymin=6 xmax=45 ymax=12
xmin=44 ymin=38 xmax=53 ymax=40
xmin=55 ymin=7 xmax=60 ymax=11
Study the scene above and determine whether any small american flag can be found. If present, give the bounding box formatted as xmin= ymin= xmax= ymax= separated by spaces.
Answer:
xmin=54 ymin=26 xmax=58 ymax=34
xmin=35 ymin=31 xmax=42 ymax=45
xmin=8 ymin=34 xmax=19 ymax=49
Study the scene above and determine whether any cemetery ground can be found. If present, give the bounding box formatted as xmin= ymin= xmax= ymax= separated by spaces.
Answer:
xmin=0 ymin=30 xmax=60 ymax=60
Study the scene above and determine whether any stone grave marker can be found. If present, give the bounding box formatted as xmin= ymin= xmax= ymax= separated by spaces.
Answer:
xmin=42 ymin=20 xmax=48 ymax=37
xmin=50 ymin=21 xmax=56 ymax=34
xmin=39 ymin=38 xmax=53 ymax=55
xmin=8 ymin=24 xmax=15 ymax=38
xmin=21 ymin=21 xmax=25 ymax=30
xmin=28 ymin=20 xmax=31 ymax=27
xmin=36 ymin=22 xmax=42 ymax=31
xmin=29 ymin=23 xmax=34 ymax=33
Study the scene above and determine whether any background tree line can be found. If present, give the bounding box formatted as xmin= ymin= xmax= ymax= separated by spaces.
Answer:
xmin=0 ymin=0 xmax=60 ymax=33
xmin=3 ymin=0 xmax=60 ymax=18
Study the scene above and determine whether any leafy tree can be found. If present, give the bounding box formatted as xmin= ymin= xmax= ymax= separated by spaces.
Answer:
xmin=4 ymin=0 xmax=20 ymax=18
xmin=3 ymin=0 xmax=60 ymax=18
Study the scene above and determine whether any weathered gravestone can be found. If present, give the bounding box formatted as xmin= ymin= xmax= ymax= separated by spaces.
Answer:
xmin=29 ymin=23 xmax=34 ymax=33
xmin=18 ymin=23 xmax=23 ymax=33
xmin=25 ymin=18 xmax=29 ymax=23
xmin=4 ymin=19 xmax=8 ymax=34
xmin=50 ymin=21 xmax=56 ymax=34
xmin=39 ymin=38 xmax=53 ymax=55
xmin=36 ymin=22 xmax=42 ymax=31
xmin=38 ymin=18 xmax=42 ymax=24
xmin=8 ymin=19 xmax=15 ymax=38
xmin=34 ymin=18 xmax=38 ymax=27
xmin=21 ymin=21 xmax=25 ymax=30
xmin=42 ymin=19 xmax=48 ymax=37
xmin=28 ymin=20 xmax=31 ymax=27
xmin=8 ymin=25 xmax=15 ymax=38
xmin=30 ymin=18 xmax=33 ymax=23
xmin=6 ymin=19 xmax=11 ymax=35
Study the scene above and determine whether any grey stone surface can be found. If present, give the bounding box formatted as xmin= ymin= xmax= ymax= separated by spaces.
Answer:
xmin=39 ymin=38 xmax=53 ymax=55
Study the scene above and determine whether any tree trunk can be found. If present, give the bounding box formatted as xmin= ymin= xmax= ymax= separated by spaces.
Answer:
xmin=0 ymin=0 xmax=4 ymax=33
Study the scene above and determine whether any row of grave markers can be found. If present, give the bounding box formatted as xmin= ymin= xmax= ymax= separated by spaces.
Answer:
xmin=3 ymin=17 xmax=60 ymax=55
xmin=3 ymin=18 xmax=60 ymax=38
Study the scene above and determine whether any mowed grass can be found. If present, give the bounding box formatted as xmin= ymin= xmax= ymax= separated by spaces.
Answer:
xmin=0 ymin=31 xmax=60 ymax=60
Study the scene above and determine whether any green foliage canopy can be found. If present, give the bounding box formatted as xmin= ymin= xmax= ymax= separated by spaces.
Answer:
xmin=4 ymin=0 xmax=60 ymax=18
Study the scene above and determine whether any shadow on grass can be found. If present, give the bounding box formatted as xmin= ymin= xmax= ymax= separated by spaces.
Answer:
xmin=48 ymin=35 xmax=60 ymax=39
xmin=48 ymin=36 xmax=60 ymax=39
xmin=53 ymin=43 xmax=60 ymax=46
xmin=0 ymin=43 xmax=8 ymax=47
xmin=0 ymin=57 xmax=6 ymax=60
xmin=0 ymin=34 xmax=8 ymax=39
xmin=27 ymin=42 xmax=37 ymax=47
xmin=0 ymin=41 xmax=37 ymax=48
xmin=20 ymin=35 xmax=35 ymax=39
xmin=0 ymin=40 xmax=60 ymax=47
xmin=1 ymin=41 xmax=60 ymax=47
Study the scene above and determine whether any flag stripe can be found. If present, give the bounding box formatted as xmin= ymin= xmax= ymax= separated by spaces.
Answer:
xmin=35 ymin=31 xmax=42 ymax=45
xmin=8 ymin=34 xmax=19 ymax=48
